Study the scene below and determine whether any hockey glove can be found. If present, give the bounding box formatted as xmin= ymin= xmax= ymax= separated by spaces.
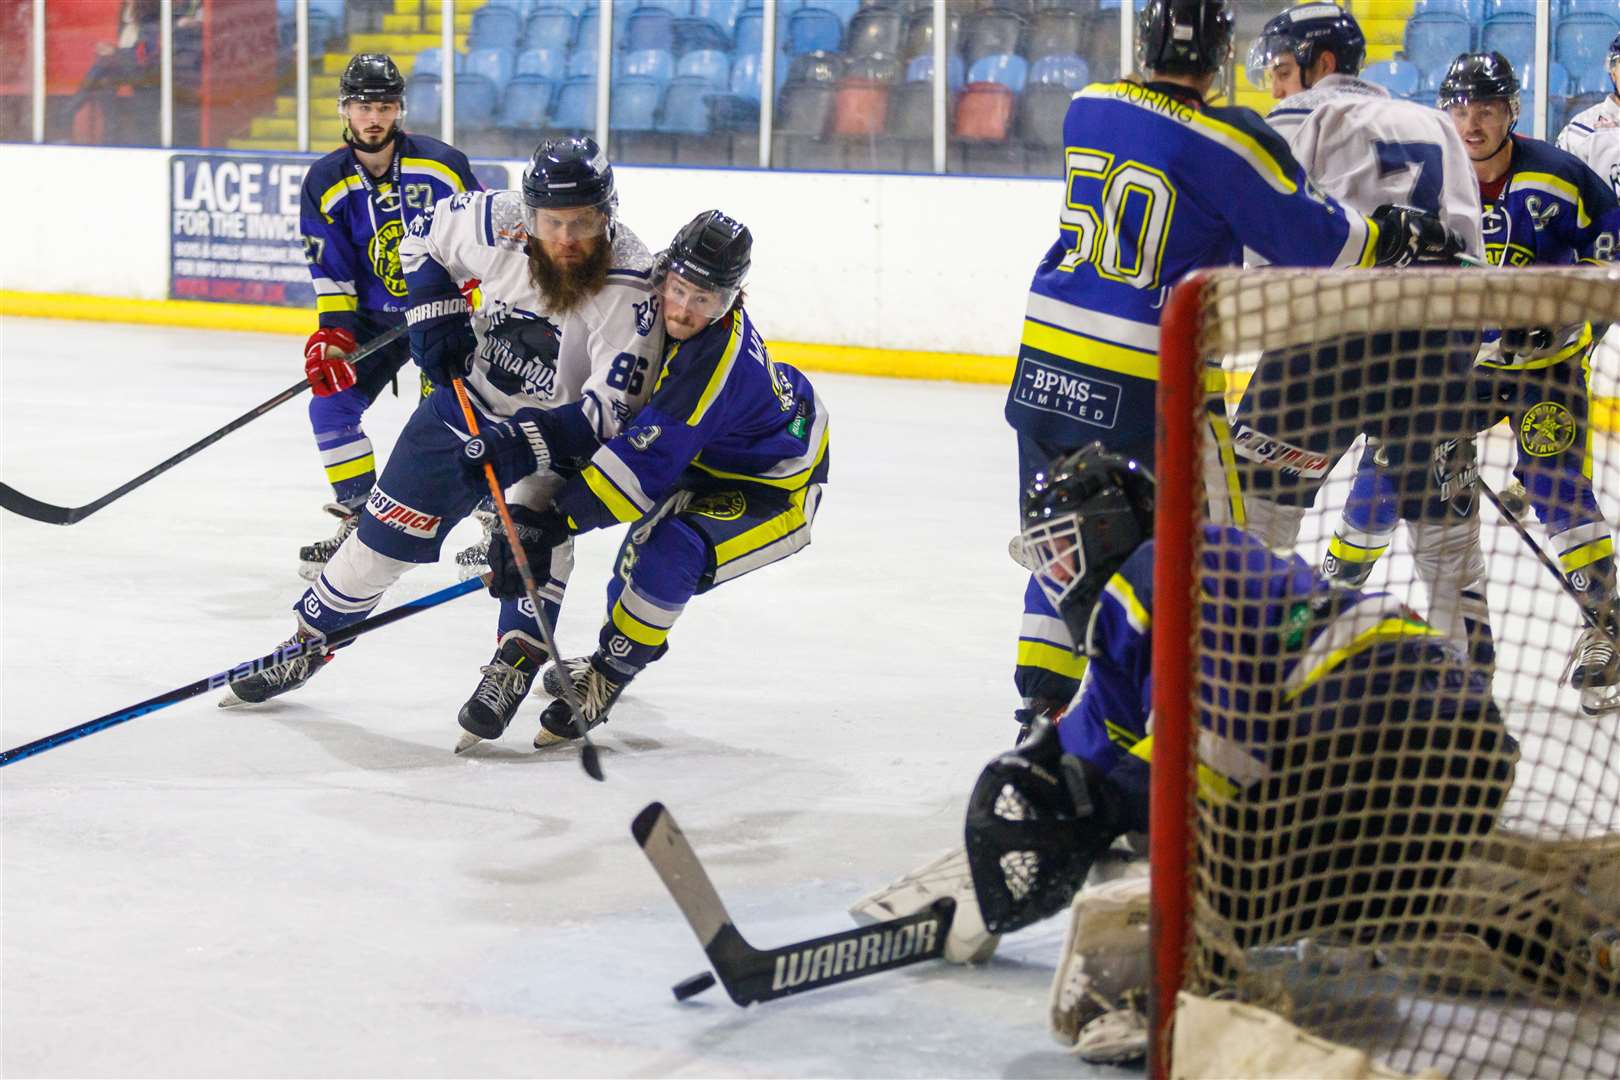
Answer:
xmin=406 ymin=293 xmax=476 ymax=388
xmin=460 ymin=409 xmax=555 ymax=490
xmin=1370 ymin=204 xmax=1466 ymax=268
xmin=487 ymin=506 xmax=572 ymax=599
xmin=304 ymin=327 xmax=358 ymax=397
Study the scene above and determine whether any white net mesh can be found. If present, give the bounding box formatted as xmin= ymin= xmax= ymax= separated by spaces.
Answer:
xmin=1162 ymin=266 xmax=1620 ymax=1079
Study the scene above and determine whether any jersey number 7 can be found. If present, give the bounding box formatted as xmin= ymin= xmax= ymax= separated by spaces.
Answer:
xmin=1373 ymin=140 xmax=1443 ymax=215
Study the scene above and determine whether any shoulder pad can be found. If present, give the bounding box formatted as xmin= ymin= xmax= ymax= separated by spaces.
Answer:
xmin=606 ymin=225 xmax=655 ymax=282
xmin=488 ymin=191 xmax=528 ymax=247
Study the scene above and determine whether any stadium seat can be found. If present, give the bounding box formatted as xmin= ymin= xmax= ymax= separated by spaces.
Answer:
xmin=1556 ymin=14 xmax=1620 ymax=86
xmin=575 ymin=7 xmax=605 ymax=50
xmin=611 ymin=77 xmax=663 ymax=130
xmin=624 ymin=8 xmax=677 ymax=53
xmin=787 ymin=50 xmax=845 ymax=85
xmin=465 ymin=46 xmax=517 ymax=90
xmin=1404 ymin=13 xmax=1475 ymax=86
xmin=1361 ymin=59 xmax=1422 ymax=98
xmin=963 ymin=8 xmax=1025 ymax=67
xmin=689 ymin=0 xmax=744 ymax=35
xmin=847 ymin=7 xmax=903 ymax=58
xmin=887 ymin=80 xmax=935 ymax=139
xmin=1483 ymin=0 xmax=1536 ymax=13
xmin=516 ymin=47 xmax=566 ymax=82
xmin=1019 ymin=82 xmax=1073 ymax=158
xmin=470 ymin=6 xmax=523 ymax=49
xmin=634 ymin=0 xmax=685 ymax=13
xmin=406 ymin=75 xmax=441 ymax=129
xmin=968 ymin=53 xmax=1029 ymax=94
xmin=832 ymin=78 xmax=890 ymax=137
xmin=550 ymin=75 xmax=597 ymax=131
xmin=735 ymin=11 xmax=765 ymax=56
xmin=1029 ymin=52 xmax=1088 ymax=90
xmin=844 ymin=55 xmax=902 ymax=84
xmin=1481 ymin=13 xmax=1535 ymax=74
xmin=672 ymin=17 xmax=731 ymax=56
xmin=813 ymin=0 xmax=863 ymax=27
xmin=306 ymin=11 xmax=338 ymax=58
xmin=901 ymin=8 xmax=962 ymax=62
xmin=523 ymin=9 xmax=574 ymax=52
xmin=787 ymin=8 xmax=844 ymax=55
xmin=678 ymin=49 xmax=732 ymax=87
xmin=619 ymin=48 xmax=675 ymax=83
xmin=497 ymin=75 xmax=552 ymax=131
xmin=906 ymin=52 xmax=965 ymax=92
xmin=1028 ymin=9 xmax=1085 ymax=61
xmin=1565 ymin=0 xmax=1620 ymax=12
xmin=453 ymin=74 xmax=500 ymax=131
xmin=414 ymin=47 xmax=457 ymax=80
xmin=658 ymin=76 xmax=717 ymax=133
xmin=567 ymin=46 xmax=599 ymax=78
xmin=954 ymin=82 xmax=1016 ymax=141
xmin=776 ymin=81 xmax=837 ymax=135
xmin=1411 ymin=0 xmax=1470 ymax=13
xmin=730 ymin=52 xmax=764 ymax=102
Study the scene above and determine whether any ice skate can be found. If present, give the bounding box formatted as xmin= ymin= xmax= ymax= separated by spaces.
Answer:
xmin=534 ymin=655 xmax=628 ymax=747
xmin=218 ymin=631 xmax=333 ymax=707
xmin=1049 ymin=877 xmax=1153 ymax=1064
xmin=454 ymin=508 xmax=496 ymax=582
xmin=1567 ymin=624 xmax=1620 ymax=716
xmin=455 ymin=631 xmax=546 ymax=752
xmin=298 ymin=502 xmax=359 ymax=582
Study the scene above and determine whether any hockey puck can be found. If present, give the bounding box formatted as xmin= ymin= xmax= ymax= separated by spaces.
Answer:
xmin=671 ymin=971 xmax=717 ymax=1001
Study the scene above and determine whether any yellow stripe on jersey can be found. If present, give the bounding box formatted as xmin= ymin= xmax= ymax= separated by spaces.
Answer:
xmin=581 ymin=465 xmax=644 ymax=524
xmin=712 ymin=484 xmax=811 ymax=566
xmin=319 ymin=174 xmax=363 ymax=215
xmin=688 ymin=313 xmax=746 ymax=427
xmin=1103 ymin=574 xmax=1150 ymax=635
xmin=400 ymin=157 xmax=465 ymax=192
xmin=316 ymin=294 xmax=360 ymax=314
xmin=1016 ymin=639 xmax=1089 ymax=680
xmin=1513 ymin=171 xmax=1590 ymax=227
xmin=1020 ymin=318 xmax=1159 ymax=381
xmin=1284 ymin=617 xmax=1443 ymax=702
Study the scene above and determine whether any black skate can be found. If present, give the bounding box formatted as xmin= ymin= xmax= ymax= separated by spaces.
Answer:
xmin=298 ymin=502 xmax=359 ymax=582
xmin=455 ymin=631 xmax=547 ymax=752
xmin=454 ymin=508 xmax=496 ymax=582
xmin=218 ymin=631 xmax=333 ymax=707
xmin=535 ymin=654 xmax=630 ymax=748
xmin=1568 ymin=625 xmax=1620 ymax=716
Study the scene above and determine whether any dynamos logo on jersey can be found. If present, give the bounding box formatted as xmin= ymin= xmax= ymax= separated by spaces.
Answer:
xmin=632 ymin=295 xmax=659 ymax=337
xmin=482 ymin=314 xmax=561 ymax=399
xmin=366 ymin=488 xmax=443 ymax=538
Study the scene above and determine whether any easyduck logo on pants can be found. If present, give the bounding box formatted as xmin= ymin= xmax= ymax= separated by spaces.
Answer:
xmin=366 ymin=487 xmax=443 ymax=538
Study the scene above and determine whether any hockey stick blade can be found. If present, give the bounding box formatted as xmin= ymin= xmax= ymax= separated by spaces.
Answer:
xmin=0 ymin=324 xmax=406 ymax=525
xmin=632 ymin=801 xmax=955 ymax=1006
xmin=0 ymin=575 xmax=483 ymax=768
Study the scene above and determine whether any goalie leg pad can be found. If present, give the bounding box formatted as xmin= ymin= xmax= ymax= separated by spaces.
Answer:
xmin=1049 ymin=875 xmax=1151 ymax=1063
xmin=850 ymin=847 xmax=999 ymax=965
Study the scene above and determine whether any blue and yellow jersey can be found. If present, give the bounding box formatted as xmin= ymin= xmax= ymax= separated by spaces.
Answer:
xmin=1057 ymin=526 xmax=1459 ymax=823
xmin=555 ymin=307 xmax=829 ymax=533
xmin=1478 ymin=134 xmax=1620 ymax=370
xmin=299 ymin=133 xmax=480 ymax=332
xmin=1007 ymin=80 xmax=1381 ymax=456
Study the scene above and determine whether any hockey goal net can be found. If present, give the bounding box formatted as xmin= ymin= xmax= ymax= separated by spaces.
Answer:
xmin=1150 ymin=266 xmax=1620 ymax=1080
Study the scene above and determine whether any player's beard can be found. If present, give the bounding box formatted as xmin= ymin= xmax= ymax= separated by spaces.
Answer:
xmin=527 ymin=237 xmax=611 ymax=314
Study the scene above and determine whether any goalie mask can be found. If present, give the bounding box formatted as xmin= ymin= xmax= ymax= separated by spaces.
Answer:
xmin=964 ymin=722 xmax=1117 ymax=934
xmin=1022 ymin=444 xmax=1155 ymax=647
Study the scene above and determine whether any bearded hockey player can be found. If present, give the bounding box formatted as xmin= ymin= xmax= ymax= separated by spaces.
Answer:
xmin=221 ymin=139 xmax=665 ymax=741
xmin=458 ymin=210 xmax=828 ymax=750
xmin=1001 ymin=0 xmax=1461 ymax=741
xmin=296 ymin=53 xmax=480 ymax=580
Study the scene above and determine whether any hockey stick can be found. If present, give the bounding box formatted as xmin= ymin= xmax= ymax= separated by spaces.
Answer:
xmin=0 ymin=324 xmax=408 ymax=525
xmin=0 ymin=575 xmax=482 ymax=768
xmin=1480 ymin=478 xmax=1610 ymax=637
xmin=448 ymin=378 xmax=604 ymax=782
xmin=632 ymin=801 xmax=955 ymax=1005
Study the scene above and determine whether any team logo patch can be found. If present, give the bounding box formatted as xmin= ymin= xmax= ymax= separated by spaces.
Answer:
xmin=607 ymin=635 xmax=633 ymax=658
xmin=449 ymin=191 xmax=476 ymax=211
xmin=1431 ymin=437 xmax=1478 ymax=518
xmin=627 ymin=425 xmax=661 ymax=451
xmin=369 ymin=218 xmax=407 ymax=297
xmin=633 ymin=296 xmax=659 ymax=337
xmin=1520 ymin=401 xmax=1576 ymax=457
xmin=302 ymin=594 xmax=323 ymax=620
xmin=688 ymin=491 xmax=746 ymax=521
xmin=366 ymin=487 xmax=443 ymax=538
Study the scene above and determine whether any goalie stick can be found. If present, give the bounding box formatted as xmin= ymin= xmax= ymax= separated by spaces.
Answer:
xmin=0 ymin=575 xmax=482 ymax=768
xmin=0 ymin=324 xmax=407 ymax=525
xmin=632 ymin=801 xmax=955 ymax=1005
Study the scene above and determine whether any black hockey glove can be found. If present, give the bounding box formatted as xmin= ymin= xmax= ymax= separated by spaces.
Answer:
xmin=406 ymin=293 xmax=476 ymax=387
xmin=486 ymin=506 xmax=572 ymax=599
xmin=461 ymin=409 xmax=555 ymax=490
xmin=1370 ymin=204 xmax=1466 ymax=268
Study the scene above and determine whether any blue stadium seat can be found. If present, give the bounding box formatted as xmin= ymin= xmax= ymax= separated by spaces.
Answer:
xmin=465 ymin=46 xmax=517 ymax=90
xmin=1361 ymin=59 xmax=1422 ymax=98
xmin=498 ymin=75 xmax=553 ymax=130
xmin=1411 ymin=0 xmax=1469 ymax=13
xmin=470 ymin=6 xmax=523 ymax=48
xmin=678 ymin=49 xmax=732 ymax=87
xmin=1565 ymin=0 xmax=1620 ymax=12
xmin=730 ymin=52 xmax=763 ymax=102
xmin=1405 ymin=13 xmax=1475 ymax=84
xmin=673 ymin=17 xmax=731 ymax=56
xmin=524 ymin=9 xmax=575 ymax=52
xmin=1029 ymin=53 xmax=1089 ymax=90
xmin=1481 ymin=13 xmax=1535 ymax=74
xmin=786 ymin=8 xmax=844 ymax=55
xmin=810 ymin=0 xmax=863 ymax=28
xmin=635 ymin=0 xmax=686 ymax=12
xmin=406 ymin=75 xmax=442 ymax=129
xmin=567 ymin=46 xmax=599 ymax=78
xmin=968 ymin=53 xmax=1029 ymax=94
xmin=659 ymin=76 xmax=718 ymax=133
xmin=309 ymin=0 xmax=345 ymax=24
xmin=1483 ymin=0 xmax=1536 ymax=13
xmin=689 ymin=0 xmax=744 ymax=34
xmin=1556 ymin=14 xmax=1620 ymax=86
xmin=550 ymin=76 xmax=597 ymax=130
xmin=414 ymin=47 xmax=458 ymax=79
xmin=516 ymin=47 xmax=566 ymax=81
xmin=905 ymin=52 xmax=964 ymax=92
xmin=735 ymin=11 xmax=765 ymax=56
xmin=306 ymin=11 xmax=338 ymax=58
xmin=575 ymin=7 xmax=605 ymax=50
xmin=611 ymin=77 xmax=664 ymax=131
xmin=624 ymin=8 xmax=678 ymax=52
xmin=454 ymin=75 xmax=500 ymax=131
xmin=619 ymin=48 xmax=676 ymax=83
xmin=1518 ymin=60 xmax=1572 ymax=130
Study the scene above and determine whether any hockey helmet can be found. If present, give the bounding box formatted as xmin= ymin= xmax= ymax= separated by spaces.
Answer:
xmin=654 ymin=210 xmax=752 ymax=324
xmin=1136 ymin=0 xmax=1234 ymax=79
xmin=338 ymin=54 xmax=406 ymax=152
xmin=1437 ymin=51 xmax=1521 ymax=124
xmin=521 ymin=137 xmax=617 ymax=241
xmin=1022 ymin=443 xmax=1155 ymax=646
xmin=1245 ymin=3 xmax=1366 ymax=91
xmin=1609 ymin=32 xmax=1619 ymax=93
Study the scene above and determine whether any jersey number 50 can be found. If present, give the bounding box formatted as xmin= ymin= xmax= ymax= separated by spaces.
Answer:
xmin=1058 ymin=147 xmax=1178 ymax=290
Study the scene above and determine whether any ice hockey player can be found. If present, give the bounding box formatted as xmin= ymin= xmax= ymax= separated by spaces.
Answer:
xmin=1001 ymin=0 xmax=1463 ymax=741
xmin=459 ymin=210 xmax=828 ymax=749
xmin=295 ymin=53 xmax=482 ymax=581
xmin=221 ymin=139 xmax=665 ymax=742
xmin=1326 ymin=52 xmax=1620 ymax=713
xmin=1556 ymin=33 xmax=1620 ymax=198
xmin=1236 ymin=4 xmax=1493 ymax=671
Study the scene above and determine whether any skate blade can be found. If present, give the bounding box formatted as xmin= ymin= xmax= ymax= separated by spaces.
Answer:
xmin=533 ymin=727 xmax=573 ymax=750
xmin=454 ymin=731 xmax=485 ymax=754
xmin=217 ymin=687 xmax=251 ymax=709
xmin=297 ymin=562 xmax=323 ymax=583
xmin=1579 ymin=686 xmax=1620 ymax=716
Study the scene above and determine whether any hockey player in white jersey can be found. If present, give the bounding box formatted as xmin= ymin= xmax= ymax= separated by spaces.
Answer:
xmin=1556 ymin=32 xmax=1620 ymax=199
xmin=219 ymin=138 xmax=665 ymax=741
xmin=1236 ymin=3 xmax=1491 ymax=666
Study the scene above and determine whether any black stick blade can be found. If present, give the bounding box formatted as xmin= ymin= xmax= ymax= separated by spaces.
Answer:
xmin=0 ymin=482 xmax=78 ymax=525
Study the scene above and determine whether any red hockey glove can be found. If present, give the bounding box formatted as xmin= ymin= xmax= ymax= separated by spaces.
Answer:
xmin=304 ymin=327 xmax=359 ymax=397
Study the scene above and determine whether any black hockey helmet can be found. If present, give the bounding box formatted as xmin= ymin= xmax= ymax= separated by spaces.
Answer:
xmin=656 ymin=209 xmax=752 ymax=316
xmin=1022 ymin=443 xmax=1155 ymax=645
xmin=1246 ymin=2 xmax=1366 ymax=90
xmin=1437 ymin=51 xmax=1520 ymax=116
xmin=1136 ymin=0 xmax=1234 ymax=79
xmin=522 ymin=136 xmax=616 ymax=212
xmin=339 ymin=53 xmax=405 ymax=105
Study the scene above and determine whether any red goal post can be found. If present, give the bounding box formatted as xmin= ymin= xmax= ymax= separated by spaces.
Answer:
xmin=1149 ymin=266 xmax=1620 ymax=1080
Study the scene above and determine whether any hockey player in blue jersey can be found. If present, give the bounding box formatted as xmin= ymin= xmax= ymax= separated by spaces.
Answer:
xmin=295 ymin=53 xmax=481 ymax=581
xmin=460 ymin=210 xmax=829 ymax=749
xmin=1003 ymin=0 xmax=1463 ymax=738
xmin=1326 ymin=52 xmax=1620 ymax=714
